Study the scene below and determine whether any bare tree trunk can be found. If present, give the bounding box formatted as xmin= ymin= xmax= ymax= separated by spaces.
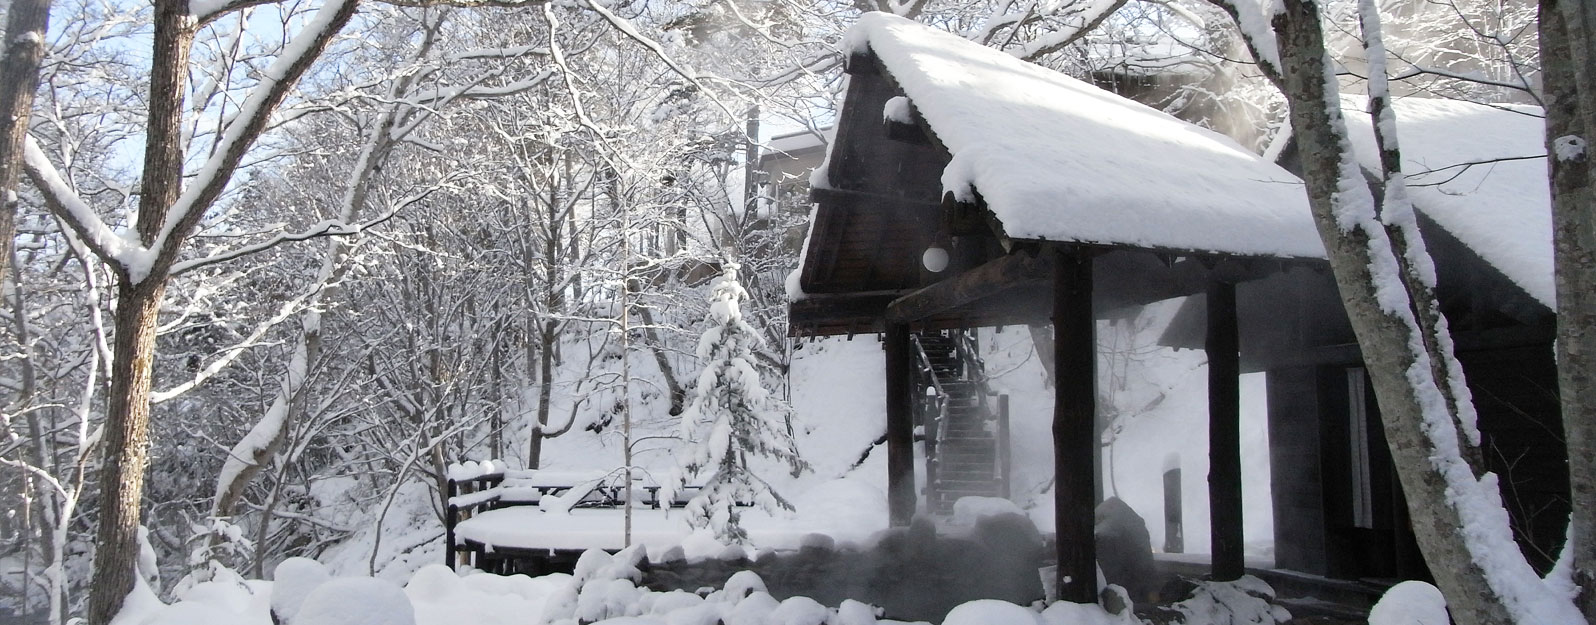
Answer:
xmin=636 ymin=305 xmax=685 ymax=414
xmin=529 ymin=320 xmax=555 ymax=468
xmin=87 ymin=280 xmax=167 ymax=625
xmin=0 ymin=0 xmax=51 ymax=284
xmin=84 ymin=3 xmax=196 ymax=619
xmin=491 ymin=317 xmax=505 ymax=459
xmin=1542 ymin=1 xmax=1596 ymax=618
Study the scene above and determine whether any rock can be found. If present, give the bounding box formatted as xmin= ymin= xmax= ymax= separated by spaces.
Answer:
xmin=1094 ymin=497 xmax=1158 ymax=602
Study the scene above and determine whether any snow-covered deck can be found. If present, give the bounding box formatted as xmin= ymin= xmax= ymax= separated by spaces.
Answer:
xmin=454 ymin=505 xmax=886 ymax=557
xmin=447 ymin=471 xmax=893 ymax=569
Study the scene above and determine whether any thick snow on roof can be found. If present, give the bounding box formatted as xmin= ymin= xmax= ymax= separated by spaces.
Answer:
xmin=767 ymin=129 xmax=826 ymax=155
xmin=1341 ymin=97 xmax=1553 ymax=306
xmin=844 ymin=12 xmax=1322 ymax=259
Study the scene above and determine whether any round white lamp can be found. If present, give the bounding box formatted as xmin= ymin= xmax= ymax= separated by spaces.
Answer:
xmin=921 ymin=246 xmax=950 ymax=273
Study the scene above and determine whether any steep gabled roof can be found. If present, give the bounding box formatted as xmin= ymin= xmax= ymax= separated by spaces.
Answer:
xmin=844 ymin=12 xmax=1323 ymax=259
xmin=1340 ymin=97 xmax=1552 ymax=307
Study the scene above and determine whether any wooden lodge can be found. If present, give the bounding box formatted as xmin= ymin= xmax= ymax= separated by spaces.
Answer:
xmin=787 ymin=12 xmax=1567 ymax=608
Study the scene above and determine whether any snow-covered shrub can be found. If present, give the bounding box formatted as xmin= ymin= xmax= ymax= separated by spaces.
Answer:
xmin=663 ymin=262 xmax=808 ymax=543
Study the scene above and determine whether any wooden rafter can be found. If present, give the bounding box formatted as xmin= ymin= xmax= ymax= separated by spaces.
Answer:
xmin=885 ymin=249 xmax=1052 ymax=323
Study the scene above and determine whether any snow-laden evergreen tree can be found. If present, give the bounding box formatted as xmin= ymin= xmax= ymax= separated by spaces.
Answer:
xmin=663 ymin=262 xmax=807 ymax=543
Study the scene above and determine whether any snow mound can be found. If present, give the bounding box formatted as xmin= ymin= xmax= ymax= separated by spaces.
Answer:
xmin=270 ymin=557 xmax=330 ymax=622
xmin=1039 ymin=596 xmax=1141 ymax=625
xmin=1368 ymin=580 xmax=1449 ymax=625
xmin=941 ymin=599 xmax=1039 ymax=625
xmin=769 ymin=595 xmax=831 ymax=625
xmin=404 ymin=564 xmax=467 ymax=602
xmin=726 ymin=591 xmax=781 ymax=625
xmin=836 ymin=599 xmax=880 ymax=625
xmin=721 ymin=570 xmax=769 ymax=601
xmin=296 ymin=577 xmax=416 ymax=625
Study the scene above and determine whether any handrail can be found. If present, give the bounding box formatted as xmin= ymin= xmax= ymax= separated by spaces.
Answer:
xmin=908 ymin=333 xmax=947 ymax=398
xmin=952 ymin=331 xmax=1010 ymax=500
xmin=909 ymin=333 xmax=951 ymax=502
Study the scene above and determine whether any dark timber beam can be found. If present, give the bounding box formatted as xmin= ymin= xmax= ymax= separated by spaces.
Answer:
xmin=884 ymin=323 xmax=916 ymax=526
xmin=1052 ymin=248 xmax=1098 ymax=604
xmin=1207 ymin=279 xmax=1245 ymax=581
xmin=886 ymin=250 xmax=1051 ymax=323
xmin=788 ymin=291 xmax=906 ymax=338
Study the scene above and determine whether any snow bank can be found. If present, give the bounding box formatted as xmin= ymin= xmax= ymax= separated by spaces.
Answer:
xmin=941 ymin=599 xmax=1040 ymax=625
xmin=271 ymin=557 xmax=330 ymax=622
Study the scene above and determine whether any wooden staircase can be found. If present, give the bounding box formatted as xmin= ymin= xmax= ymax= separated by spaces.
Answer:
xmin=912 ymin=331 xmax=1010 ymax=515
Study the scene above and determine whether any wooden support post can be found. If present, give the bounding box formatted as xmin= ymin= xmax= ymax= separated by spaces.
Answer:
xmin=1053 ymin=248 xmax=1098 ymax=604
xmin=885 ymin=323 xmax=917 ymax=526
xmin=445 ymin=504 xmax=458 ymax=569
xmin=1207 ymin=279 xmax=1245 ymax=581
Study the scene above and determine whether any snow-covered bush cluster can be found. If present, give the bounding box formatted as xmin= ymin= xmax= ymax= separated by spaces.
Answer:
xmin=117 ymin=547 xmax=1172 ymax=625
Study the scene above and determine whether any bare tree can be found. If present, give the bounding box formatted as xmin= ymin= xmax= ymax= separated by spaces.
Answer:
xmin=20 ymin=0 xmax=358 ymax=620
xmin=1540 ymin=1 xmax=1596 ymax=620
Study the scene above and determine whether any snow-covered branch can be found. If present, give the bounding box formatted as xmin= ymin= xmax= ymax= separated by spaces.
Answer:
xmin=148 ymin=0 xmax=359 ymax=283
xmin=1014 ymin=0 xmax=1130 ymax=61
xmin=168 ymin=197 xmax=414 ymax=276
xmin=150 ymin=287 xmax=312 ymax=404
xmin=580 ymin=0 xmax=737 ymax=119
xmin=21 ymin=136 xmax=145 ymax=272
xmin=190 ymin=0 xmax=283 ymax=27
xmin=1203 ymin=0 xmax=1284 ymax=85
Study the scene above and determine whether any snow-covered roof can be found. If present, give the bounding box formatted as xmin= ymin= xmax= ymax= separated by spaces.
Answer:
xmin=843 ymin=13 xmax=1323 ymax=259
xmin=1341 ymin=97 xmax=1552 ymax=307
xmin=767 ymin=129 xmax=827 ymax=156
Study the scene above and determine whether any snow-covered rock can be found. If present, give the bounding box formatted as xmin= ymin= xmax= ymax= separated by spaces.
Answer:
xmin=295 ymin=577 xmax=416 ymax=625
xmin=1368 ymin=580 xmax=1449 ymax=625
xmin=940 ymin=599 xmax=1039 ymax=625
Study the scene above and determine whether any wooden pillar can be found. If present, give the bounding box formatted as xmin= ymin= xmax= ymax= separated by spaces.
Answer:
xmin=884 ymin=323 xmax=916 ymax=526
xmin=1207 ymin=279 xmax=1245 ymax=581
xmin=1053 ymin=248 xmax=1098 ymax=604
